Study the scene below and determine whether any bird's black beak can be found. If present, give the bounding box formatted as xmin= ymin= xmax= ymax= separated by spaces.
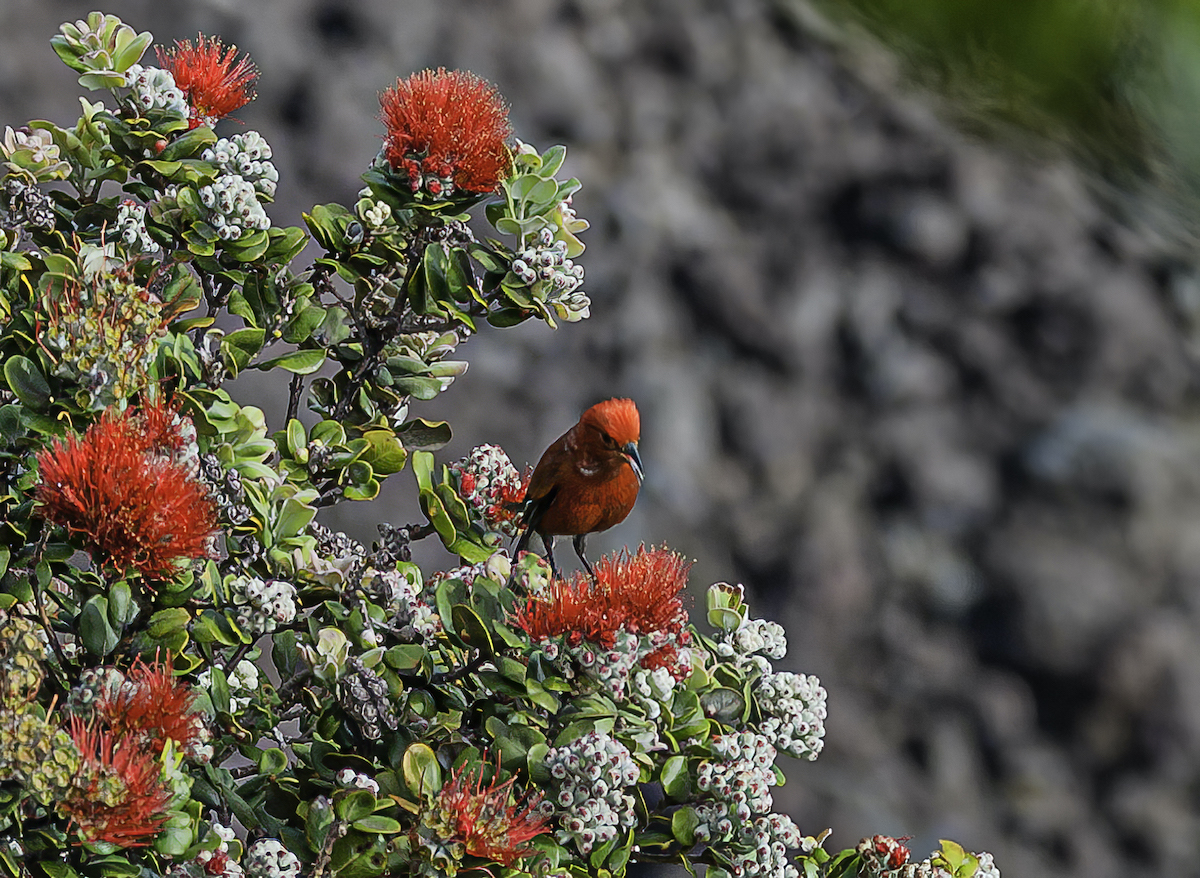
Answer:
xmin=623 ymin=441 xmax=644 ymax=484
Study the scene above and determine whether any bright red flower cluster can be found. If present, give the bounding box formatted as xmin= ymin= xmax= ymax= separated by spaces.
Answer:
xmin=35 ymin=400 xmax=217 ymax=580
xmin=379 ymin=68 xmax=512 ymax=197
xmin=60 ymin=656 xmax=206 ymax=848
xmin=95 ymin=655 xmax=208 ymax=753
xmin=514 ymin=545 xmax=691 ymax=649
xmin=159 ymin=35 xmax=258 ymax=127
xmin=62 ymin=718 xmax=173 ymax=847
xmin=432 ymin=759 xmax=548 ymax=866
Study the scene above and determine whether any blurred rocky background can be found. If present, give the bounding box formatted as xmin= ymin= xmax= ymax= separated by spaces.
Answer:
xmin=8 ymin=1 xmax=1200 ymax=875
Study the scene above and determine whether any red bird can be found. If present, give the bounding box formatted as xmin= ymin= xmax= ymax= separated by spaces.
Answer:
xmin=514 ymin=398 xmax=643 ymax=579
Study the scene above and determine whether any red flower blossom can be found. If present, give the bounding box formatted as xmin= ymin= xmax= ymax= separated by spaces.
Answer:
xmin=513 ymin=545 xmax=691 ymax=648
xmin=95 ymin=656 xmax=206 ymax=753
xmin=61 ymin=718 xmax=173 ymax=848
xmin=430 ymin=759 xmax=548 ymax=866
xmin=35 ymin=400 xmax=217 ymax=580
xmin=159 ymin=35 xmax=258 ymax=127
xmin=379 ymin=68 xmax=512 ymax=198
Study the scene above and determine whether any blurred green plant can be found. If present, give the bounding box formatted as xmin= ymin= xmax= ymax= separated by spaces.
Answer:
xmin=800 ymin=0 xmax=1200 ymax=231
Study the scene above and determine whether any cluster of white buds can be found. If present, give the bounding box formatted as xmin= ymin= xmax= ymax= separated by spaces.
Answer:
xmin=697 ymin=733 xmax=778 ymax=827
xmin=114 ymin=199 xmax=157 ymax=253
xmin=541 ymin=730 xmax=639 ymax=855
xmin=123 ymin=64 xmax=188 ymax=117
xmin=511 ymin=227 xmax=590 ymax=321
xmin=203 ymin=132 xmax=279 ymax=198
xmin=186 ymin=824 xmax=244 ymax=878
xmin=727 ymin=813 xmax=805 ymax=878
xmin=198 ymin=659 xmax=259 ymax=713
xmin=363 ymin=566 xmax=441 ymax=641
xmin=755 ymin=671 xmax=827 ymax=760
xmin=356 ymin=187 xmax=394 ymax=231
xmin=199 ymin=173 xmax=271 ymax=240
xmin=512 ymin=229 xmax=584 ymax=291
xmin=244 ymin=839 xmax=302 ymax=878
xmin=900 ymin=850 xmax=1001 ymax=878
xmin=450 ymin=444 xmax=529 ymax=539
xmin=629 ymin=666 xmax=677 ymax=721
xmin=335 ymin=767 xmax=380 ymax=795
xmin=715 ymin=616 xmax=788 ymax=676
xmin=227 ymin=575 xmax=297 ymax=635
xmin=64 ymin=666 xmax=124 ymax=716
xmin=568 ymin=630 xmax=642 ymax=701
xmin=426 ymin=552 xmax=513 ymax=591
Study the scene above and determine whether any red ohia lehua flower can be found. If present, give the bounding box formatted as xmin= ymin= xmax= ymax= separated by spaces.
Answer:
xmin=158 ymin=35 xmax=258 ymax=127
xmin=95 ymin=655 xmax=207 ymax=755
xmin=514 ymin=545 xmax=690 ymax=650
xmin=61 ymin=717 xmax=173 ymax=847
xmin=429 ymin=758 xmax=549 ymax=866
xmin=35 ymin=400 xmax=217 ymax=580
xmin=379 ymin=68 xmax=512 ymax=198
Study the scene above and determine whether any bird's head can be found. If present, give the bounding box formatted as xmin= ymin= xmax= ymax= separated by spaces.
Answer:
xmin=580 ymin=397 xmax=643 ymax=483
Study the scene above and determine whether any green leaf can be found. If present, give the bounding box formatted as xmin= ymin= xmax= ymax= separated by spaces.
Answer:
xmin=661 ymin=755 xmax=688 ymax=800
xmin=157 ymin=126 xmax=217 ymax=161
xmin=411 ymin=451 xmax=435 ymax=493
xmin=401 ymin=742 xmax=441 ymax=798
xmin=106 ymin=581 xmax=136 ymax=628
xmin=352 ymin=815 xmax=403 ymax=834
xmin=39 ymin=863 xmax=82 ymax=878
xmin=80 ymin=596 xmax=119 ymax=657
xmin=361 ymin=430 xmax=407 ymax=475
xmin=256 ymin=748 xmax=288 ymax=777
xmin=265 ymin=225 xmax=309 ymax=264
xmin=451 ymin=605 xmax=494 ymax=656
xmin=671 ymin=806 xmax=700 ymax=847
xmin=223 ymin=229 xmax=271 ymax=263
xmin=4 ymin=356 xmax=50 ymax=409
xmin=707 ymin=607 xmax=743 ymax=632
xmin=335 ymin=789 xmax=377 ymax=823
xmin=396 ymin=418 xmax=452 ymax=451
xmin=256 ymin=348 xmax=326 ymax=375
xmin=222 ymin=327 xmax=266 ymax=374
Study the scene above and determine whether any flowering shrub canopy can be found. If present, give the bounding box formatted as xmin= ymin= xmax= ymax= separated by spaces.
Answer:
xmin=0 ymin=13 xmax=1000 ymax=878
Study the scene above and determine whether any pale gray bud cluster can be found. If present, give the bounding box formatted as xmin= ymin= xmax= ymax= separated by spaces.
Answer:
xmin=227 ymin=575 xmax=297 ymax=635
xmin=697 ymin=733 xmax=778 ymax=826
xmin=724 ymin=813 xmax=804 ymax=878
xmin=542 ymin=730 xmax=639 ymax=854
xmin=114 ymin=199 xmax=157 ymax=253
xmin=199 ymin=173 xmax=271 ymax=240
xmin=335 ymin=767 xmax=380 ymax=795
xmin=203 ymin=132 xmax=278 ymax=198
xmin=426 ymin=553 xmax=513 ymax=591
xmin=901 ymin=851 xmax=1001 ymax=878
xmin=512 ymin=227 xmax=590 ymax=321
xmin=450 ymin=444 xmax=527 ymax=538
xmin=715 ymin=616 xmax=788 ymax=676
xmin=363 ymin=566 xmax=441 ymax=642
xmin=64 ymin=667 xmax=125 ymax=716
xmin=512 ymin=228 xmax=584 ymax=291
xmin=755 ymin=671 xmax=826 ymax=761
xmin=198 ymin=659 xmax=259 ymax=713
xmin=199 ymin=453 xmax=251 ymax=525
xmin=124 ymin=64 xmax=188 ymax=117
xmin=629 ymin=666 xmax=677 ymax=721
xmin=244 ymin=839 xmax=301 ymax=878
